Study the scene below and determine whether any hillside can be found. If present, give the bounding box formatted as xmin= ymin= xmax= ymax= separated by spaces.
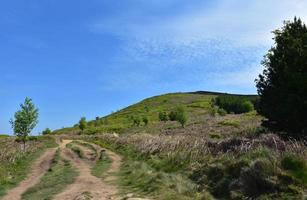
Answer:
xmin=52 ymin=91 xmax=306 ymax=200
xmin=54 ymin=91 xmax=260 ymax=137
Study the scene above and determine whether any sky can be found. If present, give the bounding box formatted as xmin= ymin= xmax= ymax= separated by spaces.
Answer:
xmin=1 ymin=0 xmax=307 ymax=134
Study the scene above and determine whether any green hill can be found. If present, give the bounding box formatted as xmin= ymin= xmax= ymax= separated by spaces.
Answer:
xmin=54 ymin=91 xmax=260 ymax=137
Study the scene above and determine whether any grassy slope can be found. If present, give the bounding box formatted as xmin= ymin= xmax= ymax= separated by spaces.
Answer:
xmin=0 ymin=136 xmax=57 ymax=197
xmin=55 ymin=92 xmax=306 ymax=199
xmin=53 ymin=92 xmax=259 ymax=136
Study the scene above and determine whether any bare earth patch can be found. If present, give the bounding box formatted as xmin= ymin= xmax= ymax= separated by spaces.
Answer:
xmin=53 ymin=140 xmax=121 ymax=200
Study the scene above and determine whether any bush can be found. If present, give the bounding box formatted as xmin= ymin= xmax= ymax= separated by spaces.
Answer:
xmin=158 ymin=112 xmax=168 ymax=122
xmin=133 ymin=116 xmax=141 ymax=126
xmin=217 ymin=108 xmax=227 ymax=116
xmin=79 ymin=117 xmax=87 ymax=131
xmin=168 ymin=106 xmax=188 ymax=127
xmin=42 ymin=128 xmax=52 ymax=135
xmin=215 ymin=95 xmax=254 ymax=114
xmin=168 ymin=111 xmax=177 ymax=121
xmin=142 ymin=116 xmax=149 ymax=126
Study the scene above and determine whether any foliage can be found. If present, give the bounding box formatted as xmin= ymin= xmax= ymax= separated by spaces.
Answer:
xmin=10 ymin=97 xmax=39 ymax=149
xmin=158 ymin=111 xmax=168 ymax=122
xmin=132 ymin=116 xmax=141 ymax=126
xmin=168 ymin=106 xmax=188 ymax=127
xmin=42 ymin=128 xmax=52 ymax=135
xmin=78 ymin=117 xmax=87 ymax=131
xmin=142 ymin=116 xmax=149 ymax=126
xmin=215 ymin=95 xmax=254 ymax=114
xmin=255 ymin=17 xmax=307 ymax=135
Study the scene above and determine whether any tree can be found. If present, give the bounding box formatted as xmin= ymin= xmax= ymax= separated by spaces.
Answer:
xmin=79 ymin=117 xmax=87 ymax=131
xmin=255 ymin=17 xmax=307 ymax=135
xmin=42 ymin=128 xmax=52 ymax=135
xmin=158 ymin=111 xmax=168 ymax=122
xmin=10 ymin=97 xmax=39 ymax=150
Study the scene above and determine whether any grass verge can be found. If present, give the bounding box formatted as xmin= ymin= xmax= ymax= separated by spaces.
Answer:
xmin=0 ymin=136 xmax=57 ymax=197
xmin=21 ymin=149 xmax=78 ymax=200
xmin=91 ymin=150 xmax=112 ymax=178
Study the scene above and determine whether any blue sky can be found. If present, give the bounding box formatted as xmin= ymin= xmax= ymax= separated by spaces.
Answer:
xmin=1 ymin=0 xmax=307 ymax=134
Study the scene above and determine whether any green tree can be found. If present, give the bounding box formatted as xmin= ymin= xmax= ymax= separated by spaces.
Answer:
xmin=158 ymin=111 xmax=168 ymax=122
xmin=79 ymin=117 xmax=87 ymax=132
xmin=10 ymin=97 xmax=39 ymax=150
xmin=256 ymin=17 xmax=307 ymax=135
xmin=42 ymin=128 xmax=52 ymax=135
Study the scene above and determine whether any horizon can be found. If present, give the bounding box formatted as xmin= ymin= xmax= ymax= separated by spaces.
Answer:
xmin=1 ymin=0 xmax=307 ymax=134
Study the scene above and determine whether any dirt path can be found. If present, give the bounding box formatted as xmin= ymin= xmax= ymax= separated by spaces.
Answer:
xmin=53 ymin=140 xmax=122 ymax=200
xmin=1 ymin=148 xmax=57 ymax=200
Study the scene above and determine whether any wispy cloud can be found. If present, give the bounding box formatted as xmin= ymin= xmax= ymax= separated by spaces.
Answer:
xmin=89 ymin=0 xmax=307 ymax=93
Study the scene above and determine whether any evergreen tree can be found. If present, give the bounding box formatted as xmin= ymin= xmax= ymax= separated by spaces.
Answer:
xmin=256 ymin=17 xmax=307 ymax=136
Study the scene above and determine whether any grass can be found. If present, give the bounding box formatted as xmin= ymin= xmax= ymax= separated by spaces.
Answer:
xmin=91 ymin=151 xmax=112 ymax=178
xmin=0 ymin=136 xmax=57 ymax=197
xmin=281 ymin=155 xmax=307 ymax=185
xmin=22 ymin=149 xmax=78 ymax=200
xmin=66 ymin=143 xmax=84 ymax=158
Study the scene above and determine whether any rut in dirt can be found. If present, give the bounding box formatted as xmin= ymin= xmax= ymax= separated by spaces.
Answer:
xmin=1 ymin=148 xmax=57 ymax=200
xmin=53 ymin=140 xmax=122 ymax=200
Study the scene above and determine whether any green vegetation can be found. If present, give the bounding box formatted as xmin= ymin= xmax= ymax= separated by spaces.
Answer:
xmin=66 ymin=143 xmax=84 ymax=158
xmin=53 ymin=93 xmax=222 ymax=134
xmin=42 ymin=128 xmax=52 ymax=135
xmin=91 ymin=151 xmax=112 ymax=178
xmin=256 ymin=17 xmax=307 ymax=135
xmin=215 ymin=95 xmax=254 ymax=114
xmin=0 ymin=136 xmax=57 ymax=197
xmin=158 ymin=111 xmax=168 ymax=122
xmin=9 ymin=97 xmax=39 ymax=150
xmin=22 ymin=149 xmax=78 ymax=200
xmin=79 ymin=117 xmax=87 ymax=132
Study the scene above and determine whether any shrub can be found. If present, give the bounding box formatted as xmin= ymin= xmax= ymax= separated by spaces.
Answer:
xmin=79 ymin=117 xmax=87 ymax=131
xmin=142 ymin=116 xmax=149 ymax=126
xmin=133 ymin=116 xmax=141 ymax=126
xmin=168 ymin=106 xmax=188 ymax=127
xmin=215 ymin=95 xmax=254 ymax=114
xmin=217 ymin=108 xmax=227 ymax=116
xmin=158 ymin=112 xmax=168 ymax=122
xmin=168 ymin=111 xmax=177 ymax=121
xmin=42 ymin=128 xmax=52 ymax=135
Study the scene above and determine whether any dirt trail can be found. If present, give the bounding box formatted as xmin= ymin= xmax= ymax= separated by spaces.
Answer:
xmin=1 ymin=148 xmax=57 ymax=200
xmin=53 ymin=140 xmax=122 ymax=200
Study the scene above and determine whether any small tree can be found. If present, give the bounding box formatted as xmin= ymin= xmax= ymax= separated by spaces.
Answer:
xmin=175 ymin=107 xmax=188 ymax=127
xmin=158 ymin=112 xmax=168 ymax=122
xmin=10 ymin=97 xmax=39 ymax=150
xmin=42 ymin=128 xmax=52 ymax=135
xmin=79 ymin=117 xmax=87 ymax=132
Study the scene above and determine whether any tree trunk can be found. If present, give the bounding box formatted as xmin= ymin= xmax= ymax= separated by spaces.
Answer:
xmin=23 ymin=139 xmax=26 ymax=151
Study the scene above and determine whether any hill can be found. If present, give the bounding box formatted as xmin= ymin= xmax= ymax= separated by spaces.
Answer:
xmin=54 ymin=91 xmax=260 ymax=137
